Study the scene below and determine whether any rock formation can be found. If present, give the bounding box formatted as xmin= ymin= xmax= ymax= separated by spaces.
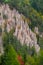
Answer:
xmin=0 ymin=4 xmax=40 ymax=54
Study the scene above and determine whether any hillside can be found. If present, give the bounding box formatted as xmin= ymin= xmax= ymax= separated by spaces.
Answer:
xmin=0 ymin=0 xmax=43 ymax=65
xmin=0 ymin=4 xmax=40 ymax=54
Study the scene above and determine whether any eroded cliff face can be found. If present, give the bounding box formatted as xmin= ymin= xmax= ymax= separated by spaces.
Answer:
xmin=0 ymin=4 xmax=40 ymax=54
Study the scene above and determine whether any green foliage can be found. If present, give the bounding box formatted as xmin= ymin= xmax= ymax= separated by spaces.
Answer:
xmin=25 ymin=55 xmax=36 ymax=65
xmin=39 ymin=37 xmax=43 ymax=49
xmin=30 ymin=0 xmax=43 ymax=14
xmin=25 ymin=50 xmax=43 ymax=65
xmin=2 ymin=32 xmax=9 ymax=47
xmin=39 ymin=50 xmax=43 ymax=65
xmin=25 ymin=55 xmax=40 ymax=65
xmin=1 ymin=44 xmax=20 ymax=65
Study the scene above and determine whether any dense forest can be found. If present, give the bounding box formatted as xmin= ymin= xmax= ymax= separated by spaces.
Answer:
xmin=0 ymin=0 xmax=43 ymax=65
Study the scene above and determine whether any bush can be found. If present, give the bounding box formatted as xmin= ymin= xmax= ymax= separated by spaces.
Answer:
xmin=1 ymin=44 xmax=20 ymax=65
